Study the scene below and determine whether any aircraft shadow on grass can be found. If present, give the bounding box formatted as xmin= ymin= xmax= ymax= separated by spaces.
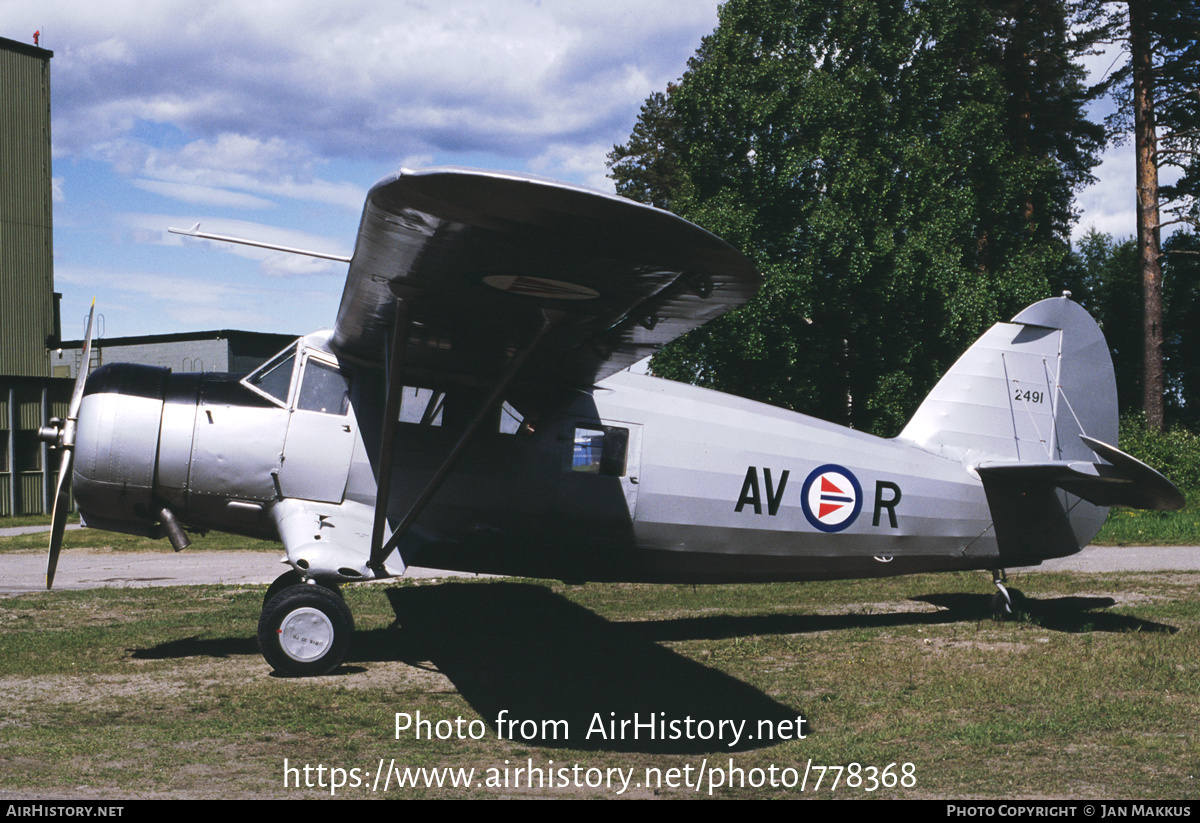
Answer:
xmin=129 ymin=579 xmax=1175 ymax=752
xmin=912 ymin=592 xmax=1178 ymax=634
xmin=379 ymin=582 xmax=803 ymax=753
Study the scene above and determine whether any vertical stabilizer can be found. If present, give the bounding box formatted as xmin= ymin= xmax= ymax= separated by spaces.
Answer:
xmin=899 ymin=296 xmax=1117 ymax=467
xmin=898 ymin=296 xmax=1120 ymax=562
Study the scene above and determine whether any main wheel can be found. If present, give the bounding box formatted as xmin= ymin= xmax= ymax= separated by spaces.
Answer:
xmin=258 ymin=584 xmax=354 ymax=676
xmin=263 ymin=571 xmax=304 ymax=608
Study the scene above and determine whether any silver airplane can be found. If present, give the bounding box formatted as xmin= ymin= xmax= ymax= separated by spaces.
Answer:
xmin=39 ymin=168 xmax=1184 ymax=677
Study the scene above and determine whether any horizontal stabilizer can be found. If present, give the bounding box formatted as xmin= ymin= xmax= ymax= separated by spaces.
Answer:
xmin=977 ymin=435 xmax=1184 ymax=512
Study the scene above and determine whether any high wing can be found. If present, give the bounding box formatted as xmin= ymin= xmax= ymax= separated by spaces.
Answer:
xmin=332 ymin=167 xmax=759 ymax=413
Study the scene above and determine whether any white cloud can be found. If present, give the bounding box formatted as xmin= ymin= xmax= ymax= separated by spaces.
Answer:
xmin=1074 ymin=145 xmax=1136 ymax=243
xmin=54 ymin=262 xmax=338 ymax=335
xmin=55 ymin=264 xmax=276 ymax=329
xmin=131 ymin=178 xmax=276 ymax=209
xmin=19 ymin=0 xmax=724 ymax=337
xmin=119 ymin=212 xmax=351 ymax=268
xmin=527 ymin=143 xmax=618 ymax=193
xmin=38 ymin=1 xmax=720 ymax=165
xmin=1073 ymin=143 xmax=1187 ymax=244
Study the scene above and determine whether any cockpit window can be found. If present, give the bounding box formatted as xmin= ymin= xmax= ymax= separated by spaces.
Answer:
xmin=243 ymin=346 xmax=298 ymax=406
xmin=297 ymin=359 xmax=351 ymax=415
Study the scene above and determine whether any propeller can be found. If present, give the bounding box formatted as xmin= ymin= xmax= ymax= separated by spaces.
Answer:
xmin=41 ymin=299 xmax=96 ymax=589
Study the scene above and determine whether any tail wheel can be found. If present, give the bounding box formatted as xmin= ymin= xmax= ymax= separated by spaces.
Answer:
xmin=991 ymin=587 xmax=1025 ymax=621
xmin=991 ymin=589 xmax=1013 ymax=620
xmin=258 ymin=584 xmax=354 ymax=676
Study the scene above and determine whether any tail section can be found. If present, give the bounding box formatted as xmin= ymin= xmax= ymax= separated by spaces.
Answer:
xmin=899 ymin=296 xmax=1182 ymax=564
xmin=899 ymin=296 xmax=1116 ymax=467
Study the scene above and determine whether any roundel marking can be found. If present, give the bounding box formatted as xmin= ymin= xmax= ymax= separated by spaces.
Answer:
xmin=800 ymin=464 xmax=863 ymax=533
xmin=482 ymin=274 xmax=599 ymax=300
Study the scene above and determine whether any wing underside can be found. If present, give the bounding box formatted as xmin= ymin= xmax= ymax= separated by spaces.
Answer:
xmin=332 ymin=168 xmax=759 ymax=413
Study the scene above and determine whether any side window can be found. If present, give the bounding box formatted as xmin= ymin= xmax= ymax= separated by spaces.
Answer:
xmin=297 ymin=359 xmax=351 ymax=415
xmin=397 ymin=386 xmax=444 ymax=427
xmin=499 ymin=401 xmax=523 ymax=435
xmin=570 ymin=425 xmax=628 ymax=476
xmin=394 ymin=390 xmax=521 ymax=433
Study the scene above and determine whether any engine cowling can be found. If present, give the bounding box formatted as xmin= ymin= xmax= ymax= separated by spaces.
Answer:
xmin=73 ymin=364 xmax=171 ymax=536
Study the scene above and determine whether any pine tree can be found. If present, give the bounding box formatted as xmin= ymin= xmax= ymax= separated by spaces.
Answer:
xmin=1075 ymin=0 xmax=1200 ymax=428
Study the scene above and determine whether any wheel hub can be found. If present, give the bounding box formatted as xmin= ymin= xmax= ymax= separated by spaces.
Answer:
xmin=278 ymin=607 xmax=334 ymax=662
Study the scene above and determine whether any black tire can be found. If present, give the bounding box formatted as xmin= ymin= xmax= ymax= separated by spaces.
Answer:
xmin=262 ymin=571 xmax=341 ymax=609
xmin=258 ymin=584 xmax=354 ymax=676
xmin=263 ymin=571 xmax=304 ymax=609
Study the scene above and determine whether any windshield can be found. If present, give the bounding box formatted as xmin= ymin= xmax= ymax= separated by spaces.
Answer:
xmin=241 ymin=344 xmax=298 ymax=406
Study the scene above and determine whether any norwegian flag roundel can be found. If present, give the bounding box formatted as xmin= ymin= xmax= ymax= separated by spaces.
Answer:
xmin=800 ymin=464 xmax=863 ymax=533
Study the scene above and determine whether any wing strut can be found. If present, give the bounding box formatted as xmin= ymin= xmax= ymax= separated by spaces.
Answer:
xmin=367 ymin=314 xmax=553 ymax=574
xmin=368 ymin=300 xmax=412 ymax=574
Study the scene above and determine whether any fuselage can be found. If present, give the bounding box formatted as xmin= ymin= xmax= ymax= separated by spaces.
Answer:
xmin=377 ymin=368 xmax=1008 ymax=582
xmin=72 ymin=331 xmax=1036 ymax=585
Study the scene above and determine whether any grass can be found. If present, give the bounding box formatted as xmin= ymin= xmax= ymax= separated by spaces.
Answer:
xmin=0 ymin=515 xmax=279 ymax=554
xmin=1095 ymin=505 xmax=1200 ymax=546
xmin=0 ymin=513 xmax=80 ymax=529
xmin=0 ymin=570 xmax=1197 ymax=799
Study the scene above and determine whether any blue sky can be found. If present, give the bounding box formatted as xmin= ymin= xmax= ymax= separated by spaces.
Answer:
xmin=5 ymin=1 xmax=1149 ymax=342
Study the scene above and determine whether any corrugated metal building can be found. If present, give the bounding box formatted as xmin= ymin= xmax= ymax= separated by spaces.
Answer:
xmin=0 ymin=35 xmax=70 ymax=516
xmin=1 ymin=379 xmax=70 ymax=516
xmin=1 ymin=35 xmax=56 ymax=376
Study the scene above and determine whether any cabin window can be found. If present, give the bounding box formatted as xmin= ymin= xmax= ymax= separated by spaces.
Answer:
xmin=395 ymin=390 xmax=525 ymax=433
xmin=244 ymin=347 xmax=297 ymax=405
xmin=499 ymin=402 xmax=523 ymax=435
xmin=397 ymin=386 xmax=444 ymax=427
xmin=297 ymin=359 xmax=351 ymax=416
xmin=570 ymin=425 xmax=628 ymax=476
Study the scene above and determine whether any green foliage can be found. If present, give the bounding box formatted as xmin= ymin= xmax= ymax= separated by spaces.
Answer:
xmin=1062 ymin=230 xmax=1141 ymax=412
xmin=1119 ymin=413 xmax=1200 ymax=497
xmin=611 ymin=0 xmax=1101 ymax=434
xmin=1163 ymin=231 xmax=1200 ymax=427
xmin=1095 ymin=412 xmax=1200 ymax=545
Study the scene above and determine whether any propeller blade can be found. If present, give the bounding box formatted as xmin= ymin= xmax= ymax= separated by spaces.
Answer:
xmin=66 ymin=299 xmax=97 ymax=436
xmin=45 ymin=448 xmax=73 ymax=589
xmin=45 ymin=299 xmax=96 ymax=590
